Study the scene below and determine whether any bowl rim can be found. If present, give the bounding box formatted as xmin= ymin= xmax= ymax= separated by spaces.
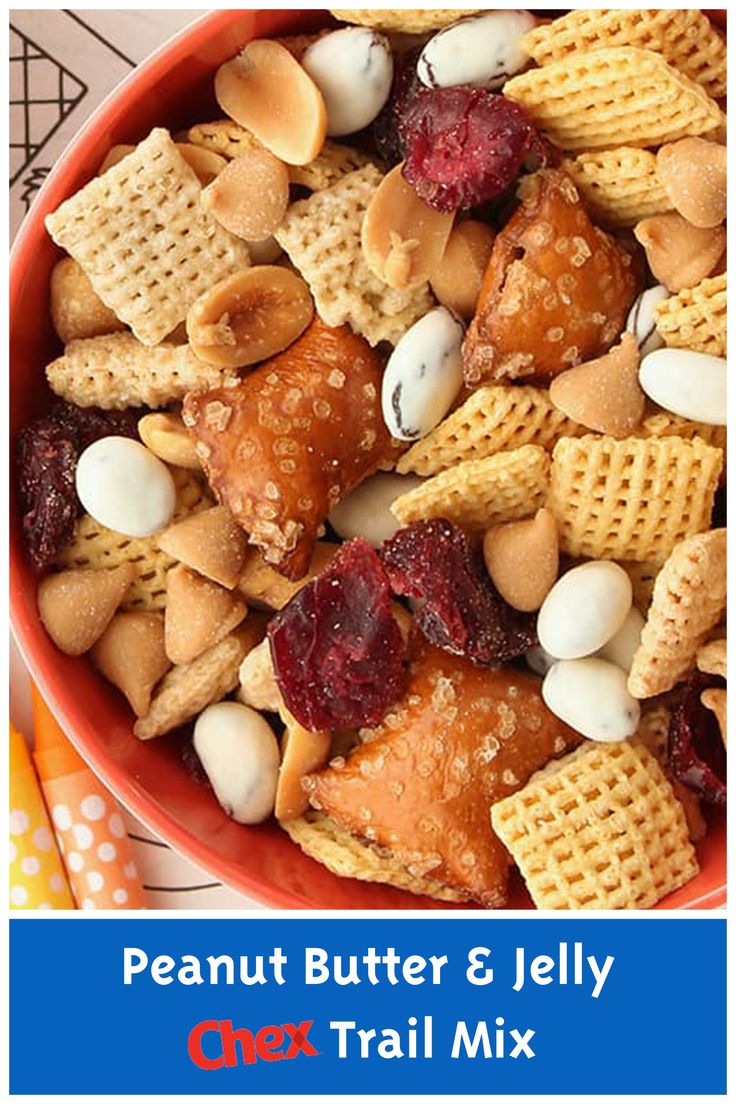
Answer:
xmin=9 ymin=7 xmax=727 ymax=913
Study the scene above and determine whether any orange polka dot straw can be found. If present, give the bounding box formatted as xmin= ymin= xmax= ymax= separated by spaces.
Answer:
xmin=9 ymin=722 xmax=74 ymax=909
xmin=31 ymin=685 xmax=146 ymax=910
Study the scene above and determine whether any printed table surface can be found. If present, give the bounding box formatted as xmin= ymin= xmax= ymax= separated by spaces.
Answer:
xmin=9 ymin=7 xmax=262 ymax=910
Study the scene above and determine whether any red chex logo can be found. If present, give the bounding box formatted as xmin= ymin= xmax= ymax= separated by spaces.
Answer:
xmin=188 ymin=1019 xmax=318 ymax=1068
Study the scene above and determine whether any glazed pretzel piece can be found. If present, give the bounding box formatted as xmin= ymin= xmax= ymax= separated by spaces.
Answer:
xmin=184 ymin=318 xmax=395 ymax=580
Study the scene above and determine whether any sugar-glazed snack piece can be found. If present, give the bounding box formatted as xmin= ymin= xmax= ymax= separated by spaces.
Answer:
xmin=520 ymin=9 xmax=727 ymax=99
xmin=304 ymin=639 xmax=579 ymax=907
xmin=548 ymin=435 xmax=722 ymax=563
xmin=184 ymin=319 xmax=394 ymax=579
xmin=462 ymin=170 xmax=638 ymax=385
xmin=282 ymin=810 xmax=467 ymax=902
xmin=46 ymin=332 xmax=232 ymax=411
xmin=491 ymin=740 xmax=699 ymax=909
xmin=561 ymin=148 xmax=672 ymax=229
xmin=504 ymin=48 xmax=724 ymax=152
xmin=654 ymin=274 xmax=727 ymax=358
xmin=55 ymin=469 xmax=212 ymax=611
xmin=274 ymin=164 xmax=432 ymax=347
xmin=391 ymin=445 xmax=549 ymax=530
xmin=396 ymin=385 xmax=584 ymax=477
xmin=45 ymin=128 xmax=251 ymax=345
xmin=134 ymin=628 xmax=254 ymax=740
xmin=628 ymin=529 xmax=726 ymax=699
xmin=330 ymin=10 xmax=481 ymax=33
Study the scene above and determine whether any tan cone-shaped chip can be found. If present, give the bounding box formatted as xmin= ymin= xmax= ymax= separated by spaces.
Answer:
xmin=701 ymin=688 xmax=726 ymax=747
xmin=482 ymin=508 xmax=558 ymax=613
xmin=275 ymin=712 xmax=332 ymax=822
xmin=697 ymin=638 xmax=726 ymax=679
xmin=165 ymin=565 xmax=248 ymax=665
xmin=238 ymin=638 xmax=282 ymax=712
xmin=157 ymin=505 xmax=248 ymax=589
xmin=549 ymin=332 xmax=644 ymax=438
xmin=628 ymin=529 xmax=726 ymax=699
xmin=91 ymin=612 xmax=171 ymax=717
xmin=38 ymin=565 xmax=134 ymax=656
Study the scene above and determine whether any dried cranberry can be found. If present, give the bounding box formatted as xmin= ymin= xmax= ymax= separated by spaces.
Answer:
xmin=16 ymin=402 xmax=137 ymax=571
xmin=668 ymin=670 xmax=726 ymax=807
xmin=381 ymin=518 xmax=537 ymax=665
xmin=268 ymin=539 xmax=407 ymax=732
xmin=370 ymin=46 xmax=422 ymax=165
xmin=400 ymin=87 xmax=554 ymax=213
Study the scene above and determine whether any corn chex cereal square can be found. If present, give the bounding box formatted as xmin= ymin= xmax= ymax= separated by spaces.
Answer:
xmin=274 ymin=164 xmax=432 ymax=346
xmin=490 ymin=741 xmax=699 ymax=910
xmin=391 ymin=444 xmax=549 ymax=530
xmin=561 ymin=148 xmax=672 ymax=228
xmin=548 ymin=435 xmax=722 ymax=563
xmin=504 ymin=47 xmax=724 ymax=152
xmin=396 ymin=385 xmax=583 ymax=477
xmin=330 ymin=10 xmax=481 ymax=34
xmin=655 ymin=274 xmax=727 ymax=358
xmin=521 ymin=8 xmax=726 ymax=98
xmin=45 ymin=128 xmax=251 ymax=345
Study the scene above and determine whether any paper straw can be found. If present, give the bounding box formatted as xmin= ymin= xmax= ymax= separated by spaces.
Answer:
xmin=32 ymin=686 xmax=146 ymax=910
xmin=9 ymin=721 xmax=75 ymax=909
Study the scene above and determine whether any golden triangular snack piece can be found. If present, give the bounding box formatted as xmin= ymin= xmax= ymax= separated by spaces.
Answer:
xmin=165 ymin=564 xmax=248 ymax=665
xmin=38 ymin=565 xmax=134 ymax=655
xmin=91 ymin=612 xmax=171 ymax=717
xmin=549 ymin=332 xmax=644 ymax=437
xmin=157 ymin=505 xmax=248 ymax=589
xmin=304 ymin=639 xmax=579 ymax=907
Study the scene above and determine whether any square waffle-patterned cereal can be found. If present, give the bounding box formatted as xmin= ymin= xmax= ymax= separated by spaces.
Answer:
xmin=628 ymin=529 xmax=726 ymax=699
xmin=274 ymin=164 xmax=432 ymax=346
xmin=521 ymin=8 xmax=727 ymax=98
xmin=55 ymin=470 xmax=212 ymax=612
xmin=504 ymin=48 xmax=724 ymax=152
xmin=639 ymin=409 xmax=727 ymax=455
xmin=188 ymin=119 xmax=374 ymax=192
xmin=396 ymin=385 xmax=584 ymax=477
xmin=548 ymin=434 xmax=723 ymax=563
xmin=45 ymin=129 xmax=251 ymax=345
xmin=45 ymin=332 xmax=231 ymax=411
xmin=560 ymin=148 xmax=672 ymax=228
xmin=282 ymin=810 xmax=466 ymax=903
xmin=391 ymin=444 xmax=549 ymax=530
xmin=654 ymin=274 xmax=727 ymax=358
xmin=330 ymin=10 xmax=481 ymax=33
xmin=490 ymin=740 xmax=699 ymax=910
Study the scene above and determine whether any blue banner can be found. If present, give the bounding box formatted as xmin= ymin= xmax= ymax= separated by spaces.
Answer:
xmin=10 ymin=917 xmax=726 ymax=1095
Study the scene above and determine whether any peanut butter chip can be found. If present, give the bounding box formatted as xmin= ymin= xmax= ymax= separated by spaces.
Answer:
xmin=549 ymin=332 xmax=644 ymax=438
xmin=157 ymin=505 xmax=249 ymax=589
xmin=656 ymin=138 xmax=726 ymax=230
xmin=202 ymin=150 xmax=290 ymax=241
xmin=701 ymin=688 xmax=726 ymax=747
xmin=38 ymin=565 xmax=134 ymax=656
xmin=186 ymin=266 xmax=314 ymax=369
xmin=138 ymin=412 xmax=201 ymax=470
xmin=634 ymin=213 xmax=725 ymax=292
xmin=91 ymin=612 xmax=171 ymax=718
xmin=164 ymin=564 xmax=248 ymax=665
xmin=361 ymin=162 xmax=455 ymax=290
xmin=214 ymin=39 xmax=327 ymax=166
xmin=429 ymin=219 xmax=495 ymax=319
xmin=482 ymin=508 xmax=559 ymax=613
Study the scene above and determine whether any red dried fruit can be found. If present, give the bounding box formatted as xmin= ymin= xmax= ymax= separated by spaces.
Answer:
xmin=381 ymin=517 xmax=537 ymax=665
xmin=400 ymin=87 xmax=554 ymax=213
xmin=268 ymin=538 xmax=406 ymax=732
xmin=370 ymin=46 xmax=422 ymax=165
xmin=668 ymin=671 xmax=726 ymax=807
xmin=16 ymin=402 xmax=137 ymax=572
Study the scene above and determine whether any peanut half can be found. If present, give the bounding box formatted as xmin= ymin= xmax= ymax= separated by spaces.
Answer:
xmin=429 ymin=219 xmax=495 ymax=319
xmin=656 ymin=138 xmax=726 ymax=230
xmin=138 ymin=411 xmax=201 ymax=470
xmin=634 ymin=213 xmax=725 ymax=292
xmin=186 ymin=265 xmax=314 ymax=369
xmin=361 ymin=162 xmax=454 ymax=290
xmin=483 ymin=508 xmax=558 ymax=613
xmin=549 ymin=332 xmax=644 ymax=438
xmin=215 ymin=39 xmax=327 ymax=166
xmin=202 ymin=149 xmax=290 ymax=242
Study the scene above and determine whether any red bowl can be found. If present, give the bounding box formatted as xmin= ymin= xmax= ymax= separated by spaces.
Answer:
xmin=10 ymin=8 xmax=726 ymax=910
